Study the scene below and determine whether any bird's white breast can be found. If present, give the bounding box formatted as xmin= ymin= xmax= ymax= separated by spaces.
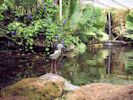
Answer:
xmin=49 ymin=49 xmax=61 ymax=60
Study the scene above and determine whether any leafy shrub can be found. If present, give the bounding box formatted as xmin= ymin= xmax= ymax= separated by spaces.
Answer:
xmin=4 ymin=0 xmax=81 ymax=53
xmin=123 ymin=11 xmax=133 ymax=40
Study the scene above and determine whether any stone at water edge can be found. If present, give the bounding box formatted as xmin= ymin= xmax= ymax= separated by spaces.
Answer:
xmin=0 ymin=96 xmax=28 ymax=100
xmin=62 ymin=83 xmax=133 ymax=100
xmin=1 ymin=73 xmax=133 ymax=100
xmin=39 ymin=73 xmax=79 ymax=91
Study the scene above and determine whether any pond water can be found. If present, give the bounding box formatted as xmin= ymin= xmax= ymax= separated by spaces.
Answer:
xmin=60 ymin=45 xmax=133 ymax=85
xmin=0 ymin=45 xmax=133 ymax=89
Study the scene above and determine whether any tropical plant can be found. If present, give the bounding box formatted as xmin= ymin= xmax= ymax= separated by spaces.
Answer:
xmin=69 ymin=3 xmax=109 ymax=43
xmin=123 ymin=11 xmax=133 ymax=40
xmin=125 ymin=11 xmax=133 ymax=30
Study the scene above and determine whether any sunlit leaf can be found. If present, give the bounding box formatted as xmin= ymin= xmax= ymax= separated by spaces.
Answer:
xmin=70 ymin=3 xmax=81 ymax=28
xmin=97 ymin=31 xmax=109 ymax=41
xmin=75 ymin=43 xmax=86 ymax=54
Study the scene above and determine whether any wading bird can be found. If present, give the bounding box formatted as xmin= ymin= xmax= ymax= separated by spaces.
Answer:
xmin=49 ymin=44 xmax=63 ymax=74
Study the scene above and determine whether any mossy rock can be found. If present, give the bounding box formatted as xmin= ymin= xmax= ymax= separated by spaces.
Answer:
xmin=0 ymin=78 xmax=64 ymax=100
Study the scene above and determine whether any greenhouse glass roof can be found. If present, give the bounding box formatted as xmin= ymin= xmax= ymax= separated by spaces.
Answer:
xmin=81 ymin=0 xmax=133 ymax=9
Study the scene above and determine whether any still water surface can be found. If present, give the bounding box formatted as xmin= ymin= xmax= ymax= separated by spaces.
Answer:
xmin=60 ymin=46 xmax=133 ymax=85
xmin=0 ymin=45 xmax=133 ymax=89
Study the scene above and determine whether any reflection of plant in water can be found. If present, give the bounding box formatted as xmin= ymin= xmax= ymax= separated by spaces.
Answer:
xmin=125 ymin=65 xmax=133 ymax=75
xmin=123 ymin=50 xmax=133 ymax=75
xmin=60 ymin=55 xmax=101 ymax=85
xmin=60 ymin=47 xmax=133 ymax=85
xmin=14 ymin=66 xmax=39 ymax=81
xmin=85 ymin=50 xmax=108 ymax=67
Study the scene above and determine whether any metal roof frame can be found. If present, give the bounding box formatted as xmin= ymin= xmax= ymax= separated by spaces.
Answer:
xmin=81 ymin=0 xmax=133 ymax=9
xmin=112 ymin=0 xmax=129 ymax=9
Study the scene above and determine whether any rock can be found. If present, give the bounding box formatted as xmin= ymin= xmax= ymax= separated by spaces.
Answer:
xmin=63 ymin=83 xmax=133 ymax=100
xmin=0 ymin=73 xmax=79 ymax=100
xmin=69 ymin=44 xmax=76 ymax=50
xmin=63 ymin=44 xmax=76 ymax=52
xmin=39 ymin=73 xmax=79 ymax=91
xmin=0 ymin=96 xmax=28 ymax=100
xmin=63 ymin=51 xmax=76 ymax=58
xmin=0 ymin=77 xmax=64 ymax=100
xmin=2 ymin=74 xmax=133 ymax=100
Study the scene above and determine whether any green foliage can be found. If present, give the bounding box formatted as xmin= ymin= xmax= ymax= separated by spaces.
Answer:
xmin=5 ymin=0 xmax=59 ymax=50
xmin=70 ymin=2 xmax=81 ymax=28
xmin=0 ymin=0 xmax=4 ymax=5
xmin=3 ymin=0 xmax=80 ymax=52
xmin=0 ymin=1 xmax=9 ymax=20
xmin=1 ymin=0 xmax=108 ymax=52
xmin=75 ymin=43 xmax=86 ymax=54
xmin=0 ymin=12 xmax=4 ymax=21
xmin=8 ymin=21 xmax=26 ymax=31
xmin=69 ymin=3 xmax=108 ymax=43
xmin=96 ymin=31 xmax=109 ymax=41
xmin=124 ymin=11 xmax=133 ymax=40
xmin=11 ymin=0 xmax=40 ymax=16
xmin=63 ymin=35 xmax=80 ymax=46
xmin=125 ymin=11 xmax=133 ymax=30
xmin=63 ymin=0 xmax=78 ymax=19
xmin=69 ymin=0 xmax=78 ymax=17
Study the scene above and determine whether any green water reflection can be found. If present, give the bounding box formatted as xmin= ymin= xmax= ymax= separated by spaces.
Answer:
xmin=1 ymin=46 xmax=133 ymax=89
xmin=60 ymin=46 xmax=133 ymax=86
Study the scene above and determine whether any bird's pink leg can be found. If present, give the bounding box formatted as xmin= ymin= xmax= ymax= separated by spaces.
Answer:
xmin=51 ymin=60 xmax=54 ymax=73
xmin=54 ymin=59 xmax=58 ymax=74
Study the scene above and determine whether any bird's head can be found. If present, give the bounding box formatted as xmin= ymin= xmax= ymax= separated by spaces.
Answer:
xmin=57 ymin=44 xmax=64 ymax=49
